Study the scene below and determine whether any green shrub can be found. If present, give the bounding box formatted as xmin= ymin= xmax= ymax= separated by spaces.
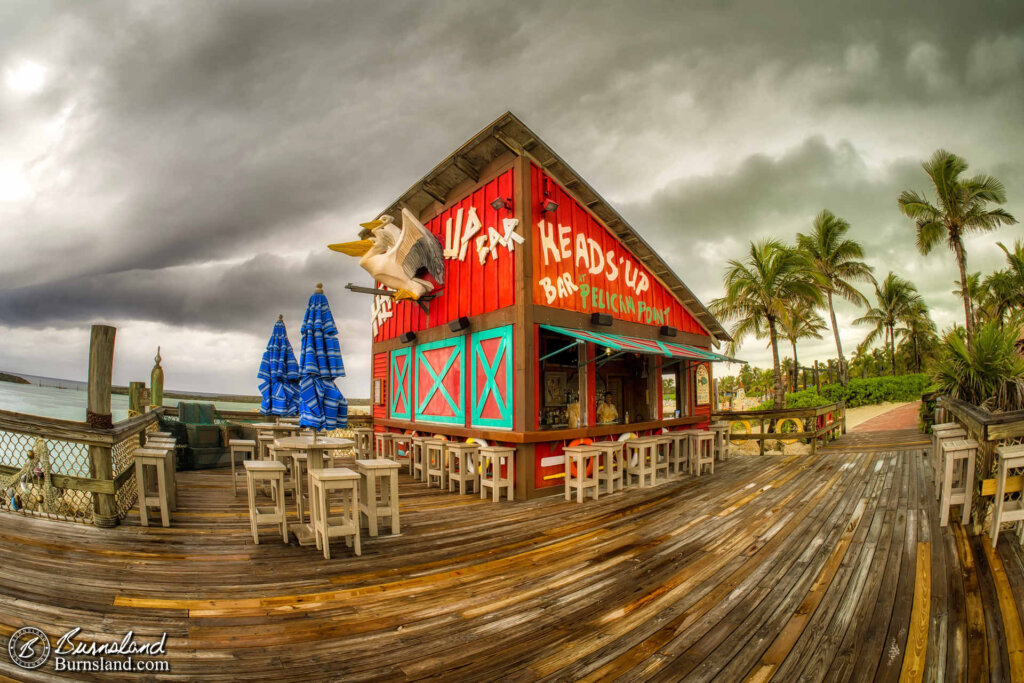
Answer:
xmin=934 ymin=318 xmax=1024 ymax=412
xmin=755 ymin=373 xmax=933 ymax=410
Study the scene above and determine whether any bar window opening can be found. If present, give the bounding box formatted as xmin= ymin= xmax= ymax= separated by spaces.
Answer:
xmin=538 ymin=329 xmax=582 ymax=430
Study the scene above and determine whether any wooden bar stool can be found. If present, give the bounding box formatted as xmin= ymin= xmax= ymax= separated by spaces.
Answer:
xmin=592 ymin=441 xmax=625 ymax=493
xmin=355 ymin=459 xmax=401 ymax=536
xmin=289 ymin=451 xmax=309 ymax=525
xmin=134 ymin=447 xmax=171 ymax=527
xmin=668 ymin=432 xmax=691 ymax=474
xmin=374 ymin=431 xmax=394 ymax=459
xmin=267 ymin=445 xmax=296 ymax=502
xmin=391 ymin=433 xmax=414 ymax=475
xmin=652 ymin=436 xmax=671 ymax=481
xmin=625 ymin=438 xmax=656 ymax=488
xmin=564 ymin=446 xmax=600 ymax=503
xmin=257 ymin=431 xmax=275 ymax=461
xmin=229 ymin=439 xmax=257 ymax=496
xmin=932 ymin=425 xmax=966 ymax=497
xmin=990 ymin=445 xmax=1024 ymax=548
xmin=310 ymin=467 xmax=361 ymax=558
xmin=711 ymin=422 xmax=731 ymax=461
xmin=425 ymin=439 xmax=446 ymax=489
xmin=479 ymin=446 xmax=515 ymax=502
xmin=352 ymin=428 xmax=373 ymax=458
xmin=243 ymin=460 xmax=287 ymax=544
xmin=690 ymin=431 xmax=715 ymax=476
xmin=939 ymin=439 xmax=978 ymax=527
xmin=144 ymin=437 xmax=178 ymax=511
xmin=447 ymin=442 xmax=480 ymax=495
xmin=410 ymin=436 xmax=428 ymax=482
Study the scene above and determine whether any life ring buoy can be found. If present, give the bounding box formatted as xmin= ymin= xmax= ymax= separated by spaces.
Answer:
xmin=730 ymin=420 xmax=751 ymax=446
xmin=568 ymin=438 xmax=594 ymax=477
xmin=432 ymin=434 xmax=448 ymax=441
xmin=466 ymin=437 xmax=488 ymax=447
xmin=775 ymin=418 xmax=801 ymax=444
xmin=617 ymin=432 xmax=637 ymax=442
xmin=826 ymin=412 xmax=834 ymax=425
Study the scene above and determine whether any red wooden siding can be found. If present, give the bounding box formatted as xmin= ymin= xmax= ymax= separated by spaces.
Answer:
xmin=372 ymin=351 xmax=388 ymax=425
xmin=530 ymin=165 xmax=705 ymax=334
xmin=534 ymin=441 xmax=564 ymax=490
xmin=374 ymin=169 xmax=517 ymax=342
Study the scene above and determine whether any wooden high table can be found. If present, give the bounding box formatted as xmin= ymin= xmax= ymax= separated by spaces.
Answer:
xmin=249 ymin=422 xmax=303 ymax=435
xmin=272 ymin=436 xmax=354 ymax=545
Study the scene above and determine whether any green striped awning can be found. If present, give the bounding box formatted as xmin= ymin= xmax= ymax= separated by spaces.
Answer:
xmin=539 ymin=325 xmax=744 ymax=363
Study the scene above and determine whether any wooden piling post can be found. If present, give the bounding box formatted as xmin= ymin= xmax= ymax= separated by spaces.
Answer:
xmin=128 ymin=381 xmax=144 ymax=416
xmin=87 ymin=324 xmax=118 ymax=528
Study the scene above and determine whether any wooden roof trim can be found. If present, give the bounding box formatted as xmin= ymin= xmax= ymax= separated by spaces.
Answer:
xmin=377 ymin=112 xmax=731 ymax=343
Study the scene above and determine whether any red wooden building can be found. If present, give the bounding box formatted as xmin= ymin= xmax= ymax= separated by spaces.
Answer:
xmin=367 ymin=113 xmax=734 ymax=498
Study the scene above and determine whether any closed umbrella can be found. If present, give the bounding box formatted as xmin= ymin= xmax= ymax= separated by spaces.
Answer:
xmin=257 ymin=315 xmax=300 ymax=416
xmin=298 ymin=283 xmax=348 ymax=430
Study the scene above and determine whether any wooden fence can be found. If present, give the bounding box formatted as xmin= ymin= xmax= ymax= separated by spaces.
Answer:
xmin=936 ymin=395 xmax=1024 ymax=531
xmin=0 ymin=407 xmax=160 ymax=526
xmin=711 ymin=402 xmax=846 ymax=455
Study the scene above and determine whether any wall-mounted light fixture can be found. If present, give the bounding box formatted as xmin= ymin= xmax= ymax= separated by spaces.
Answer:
xmin=659 ymin=325 xmax=677 ymax=337
xmin=490 ymin=197 xmax=512 ymax=212
xmin=448 ymin=316 xmax=470 ymax=332
xmin=540 ymin=198 xmax=559 ymax=213
xmin=399 ymin=331 xmax=417 ymax=344
xmin=590 ymin=312 xmax=612 ymax=326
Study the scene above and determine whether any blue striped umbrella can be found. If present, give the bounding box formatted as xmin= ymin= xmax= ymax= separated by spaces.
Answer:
xmin=298 ymin=283 xmax=348 ymax=430
xmin=257 ymin=315 xmax=300 ymax=416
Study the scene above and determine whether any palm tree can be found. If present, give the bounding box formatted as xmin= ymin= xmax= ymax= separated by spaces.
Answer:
xmin=952 ymin=272 xmax=985 ymax=329
xmin=854 ymin=272 xmax=922 ymax=375
xmin=710 ymin=240 xmax=824 ymax=408
xmin=778 ymin=299 xmax=827 ymax=392
xmin=896 ymin=299 xmax=938 ymax=373
xmin=997 ymin=239 xmax=1024 ymax=313
xmin=850 ymin=344 xmax=870 ymax=379
xmin=796 ymin=210 xmax=874 ymax=385
xmin=980 ymin=269 xmax=1018 ymax=324
xmin=898 ymin=150 xmax=1017 ymax=347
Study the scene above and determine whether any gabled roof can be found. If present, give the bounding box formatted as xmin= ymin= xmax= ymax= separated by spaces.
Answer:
xmin=380 ymin=112 xmax=731 ymax=343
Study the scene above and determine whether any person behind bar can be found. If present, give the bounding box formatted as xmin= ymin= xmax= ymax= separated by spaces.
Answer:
xmin=597 ymin=391 xmax=619 ymax=424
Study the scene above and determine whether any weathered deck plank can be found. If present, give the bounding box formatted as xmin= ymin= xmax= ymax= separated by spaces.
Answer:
xmin=0 ymin=434 xmax=1022 ymax=681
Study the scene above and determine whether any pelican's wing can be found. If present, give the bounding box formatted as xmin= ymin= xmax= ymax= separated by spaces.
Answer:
xmin=387 ymin=207 xmax=445 ymax=284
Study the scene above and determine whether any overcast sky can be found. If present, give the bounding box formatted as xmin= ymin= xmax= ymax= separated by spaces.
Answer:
xmin=1 ymin=0 xmax=1022 ymax=396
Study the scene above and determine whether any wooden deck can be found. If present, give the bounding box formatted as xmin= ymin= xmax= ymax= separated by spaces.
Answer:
xmin=1 ymin=432 xmax=1023 ymax=681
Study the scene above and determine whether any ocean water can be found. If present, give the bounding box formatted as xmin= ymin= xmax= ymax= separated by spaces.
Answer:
xmin=0 ymin=381 xmax=260 ymax=423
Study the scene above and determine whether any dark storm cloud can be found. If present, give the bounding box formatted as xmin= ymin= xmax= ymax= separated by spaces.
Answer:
xmin=0 ymin=249 xmax=368 ymax=336
xmin=1 ymin=0 xmax=1023 ymax=387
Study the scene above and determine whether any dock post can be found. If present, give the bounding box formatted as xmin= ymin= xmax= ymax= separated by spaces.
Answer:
xmin=128 ymin=381 xmax=145 ymax=416
xmin=87 ymin=324 xmax=118 ymax=528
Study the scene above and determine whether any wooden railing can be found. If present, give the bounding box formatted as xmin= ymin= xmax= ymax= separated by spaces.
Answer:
xmin=711 ymin=402 xmax=846 ymax=455
xmin=0 ymin=407 xmax=161 ymax=526
xmin=936 ymin=395 xmax=1024 ymax=531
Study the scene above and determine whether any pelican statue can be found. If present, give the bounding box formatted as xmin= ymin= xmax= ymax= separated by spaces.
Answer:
xmin=329 ymin=208 xmax=445 ymax=300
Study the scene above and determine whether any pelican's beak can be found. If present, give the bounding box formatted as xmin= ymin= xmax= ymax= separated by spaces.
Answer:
xmin=328 ymin=239 xmax=374 ymax=257
xmin=359 ymin=219 xmax=385 ymax=231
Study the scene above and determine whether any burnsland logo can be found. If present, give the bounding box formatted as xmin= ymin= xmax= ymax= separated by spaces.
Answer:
xmin=8 ymin=627 xmax=50 ymax=670
xmin=7 ymin=626 xmax=170 ymax=673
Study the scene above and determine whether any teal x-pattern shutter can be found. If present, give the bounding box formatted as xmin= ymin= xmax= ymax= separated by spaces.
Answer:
xmin=470 ymin=325 xmax=513 ymax=430
xmin=389 ymin=347 xmax=412 ymax=420
xmin=414 ymin=336 xmax=465 ymax=425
